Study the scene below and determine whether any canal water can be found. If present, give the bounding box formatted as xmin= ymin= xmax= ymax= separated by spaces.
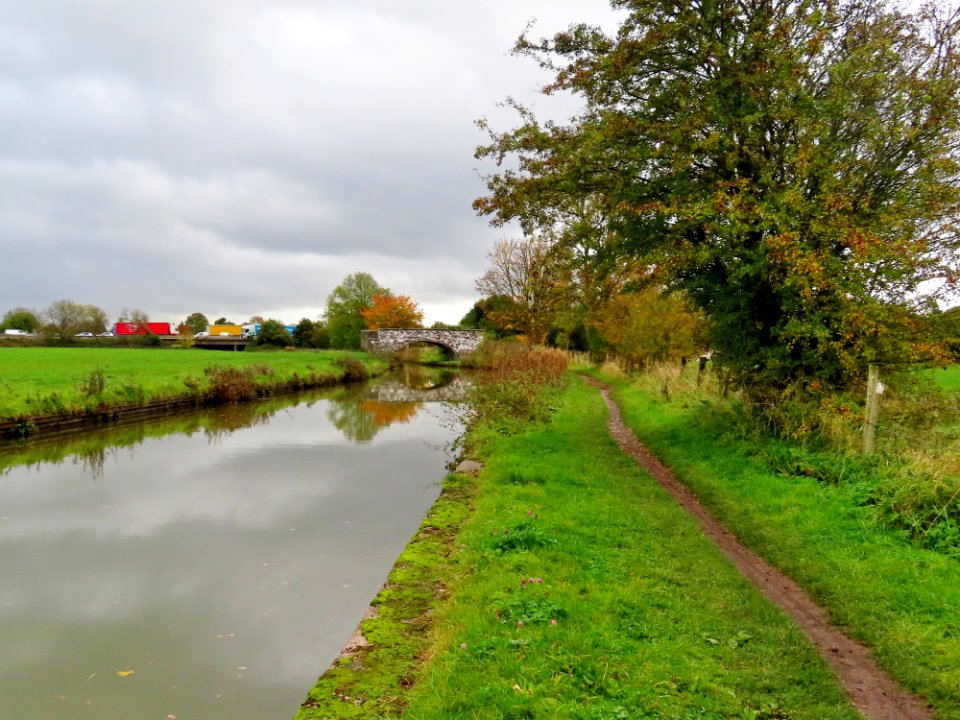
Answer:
xmin=0 ymin=369 xmax=464 ymax=720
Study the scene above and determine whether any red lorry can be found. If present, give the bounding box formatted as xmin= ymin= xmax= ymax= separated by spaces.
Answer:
xmin=114 ymin=322 xmax=175 ymax=335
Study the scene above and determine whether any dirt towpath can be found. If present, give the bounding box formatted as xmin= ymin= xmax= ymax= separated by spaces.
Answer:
xmin=582 ymin=376 xmax=932 ymax=720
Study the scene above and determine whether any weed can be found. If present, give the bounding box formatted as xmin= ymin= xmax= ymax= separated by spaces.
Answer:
xmin=5 ymin=415 xmax=36 ymax=439
xmin=467 ymin=342 xmax=568 ymax=427
xmin=204 ymin=364 xmax=258 ymax=402
xmin=247 ymin=362 xmax=274 ymax=377
xmin=494 ymin=579 xmax=567 ymax=626
xmin=335 ymin=357 xmax=369 ymax=382
xmin=489 ymin=521 xmax=558 ymax=553
xmin=78 ymin=366 xmax=106 ymax=398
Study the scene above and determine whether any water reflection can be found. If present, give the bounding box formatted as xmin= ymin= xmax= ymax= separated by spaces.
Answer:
xmin=0 ymin=372 xmax=463 ymax=720
xmin=0 ymin=367 xmax=469 ymax=479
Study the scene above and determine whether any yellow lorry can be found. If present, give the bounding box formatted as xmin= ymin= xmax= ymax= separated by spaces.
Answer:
xmin=207 ymin=324 xmax=243 ymax=337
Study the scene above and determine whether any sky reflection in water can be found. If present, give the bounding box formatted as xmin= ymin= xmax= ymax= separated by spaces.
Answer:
xmin=0 ymin=379 xmax=462 ymax=720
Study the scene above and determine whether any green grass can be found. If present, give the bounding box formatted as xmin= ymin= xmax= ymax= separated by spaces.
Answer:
xmin=0 ymin=346 xmax=385 ymax=423
xmin=931 ymin=365 xmax=960 ymax=393
xmin=604 ymin=369 xmax=960 ymax=718
xmin=334 ymin=378 xmax=859 ymax=719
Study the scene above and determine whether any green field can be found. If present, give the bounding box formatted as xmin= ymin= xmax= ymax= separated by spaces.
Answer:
xmin=931 ymin=364 xmax=960 ymax=392
xmin=0 ymin=346 xmax=384 ymax=424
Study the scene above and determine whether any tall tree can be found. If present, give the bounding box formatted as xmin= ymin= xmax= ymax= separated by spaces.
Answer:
xmin=43 ymin=299 xmax=95 ymax=337
xmin=360 ymin=293 xmax=425 ymax=330
xmin=81 ymin=304 xmax=110 ymax=334
xmin=325 ymin=272 xmax=389 ymax=349
xmin=183 ymin=312 xmax=209 ymax=334
xmin=476 ymin=0 xmax=960 ymax=388
xmin=118 ymin=308 xmax=148 ymax=325
xmin=475 ymin=237 xmax=572 ymax=344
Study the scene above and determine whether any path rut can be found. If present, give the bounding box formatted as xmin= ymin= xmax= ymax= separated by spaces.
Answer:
xmin=583 ymin=376 xmax=932 ymax=720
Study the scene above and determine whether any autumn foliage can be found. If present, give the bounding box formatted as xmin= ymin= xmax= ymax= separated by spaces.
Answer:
xmin=360 ymin=293 xmax=425 ymax=330
xmin=475 ymin=0 xmax=960 ymax=389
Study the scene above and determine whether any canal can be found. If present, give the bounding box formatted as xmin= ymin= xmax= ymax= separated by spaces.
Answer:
xmin=0 ymin=369 xmax=464 ymax=719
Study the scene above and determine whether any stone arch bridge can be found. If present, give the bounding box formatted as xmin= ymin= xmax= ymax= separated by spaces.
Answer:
xmin=361 ymin=328 xmax=484 ymax=358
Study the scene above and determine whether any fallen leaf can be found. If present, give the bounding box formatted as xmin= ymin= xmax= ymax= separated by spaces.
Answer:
xmin=115 ymin=669 xmax=135 ymax=678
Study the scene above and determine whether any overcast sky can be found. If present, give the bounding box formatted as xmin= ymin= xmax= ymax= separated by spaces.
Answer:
xmin=0 ymin=0 xmax=623 ymax=327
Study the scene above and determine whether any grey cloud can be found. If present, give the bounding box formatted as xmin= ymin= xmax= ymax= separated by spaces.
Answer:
xmin=0 ymin=0 xmax=620 ymax=323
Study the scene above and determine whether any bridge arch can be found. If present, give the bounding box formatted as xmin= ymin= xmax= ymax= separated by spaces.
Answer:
xmin=360 ymin=329 xmax=484 ymax=359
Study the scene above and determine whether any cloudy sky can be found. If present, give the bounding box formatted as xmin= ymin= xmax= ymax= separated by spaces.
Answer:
xmin=0 ymin=0 xmax=623 ymax=327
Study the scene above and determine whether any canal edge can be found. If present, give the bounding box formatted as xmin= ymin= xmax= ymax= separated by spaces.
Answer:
xmin=295 ymin=461 xmax=481 ymax=719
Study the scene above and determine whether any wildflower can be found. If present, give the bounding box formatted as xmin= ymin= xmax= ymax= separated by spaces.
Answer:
xmin=535 ymin=578 xmax=543 ymax=584
xmin=550 ymin=619 xmax=558 ymax=626
xmin=517 ymin=620 xmax=523 ymax=628
xmin=460 ymin=642 xmax=468 ymax=649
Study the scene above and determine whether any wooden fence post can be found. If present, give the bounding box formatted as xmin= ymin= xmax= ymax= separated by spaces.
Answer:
xmin=863 ymin=364 xmax=882 ymax=454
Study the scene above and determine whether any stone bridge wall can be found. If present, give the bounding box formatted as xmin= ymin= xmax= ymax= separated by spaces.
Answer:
xmin=364 ymin=376 xmax=471 ymax=403
xmin=360 ymin=328 xmax=484 ymax=358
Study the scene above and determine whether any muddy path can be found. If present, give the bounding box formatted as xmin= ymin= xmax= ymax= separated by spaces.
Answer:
xmin=582 ymin=376 xmax=932 ymax=720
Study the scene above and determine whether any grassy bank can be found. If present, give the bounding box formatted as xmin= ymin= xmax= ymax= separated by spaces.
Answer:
xmin=0 ymin=346 xmax=385 ymax=427
xmin=299 ymin=375 xmax=862 ymax=719
xmin=604 ymin=366 xmax=960 ymax=717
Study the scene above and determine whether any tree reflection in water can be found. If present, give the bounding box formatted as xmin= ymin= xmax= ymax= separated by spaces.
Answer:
xmin=0 ymin=367 xmax=463 ymax=476
xmin=326 ymin=396 xmax=424 ymax=443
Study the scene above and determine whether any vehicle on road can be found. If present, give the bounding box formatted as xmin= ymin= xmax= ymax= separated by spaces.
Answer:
xmin=75 ymin=332 xmax=94 ymax=338
xmin=98 ymin=332 xmax=115 ymax=337
xmin=3 ymin=329 xmax=28 ymax=336
xmin=115 ymin=322 xmax=175 ymax=336
xmin=208 ymin=324 xmax=243 ymax=337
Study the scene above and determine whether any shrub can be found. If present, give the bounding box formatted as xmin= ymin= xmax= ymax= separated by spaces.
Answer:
xmin=253 ymin=319 xmax=293 ymax=348
xmin=468 ymin=341 xmax=567 ymax=427
xmin=78 ymin=367 xmax=106 ymax=398
xmin=334 ymin=357 xmax=369 ymax=382
xmin=204 ymin=364 xmax=258 ymax=402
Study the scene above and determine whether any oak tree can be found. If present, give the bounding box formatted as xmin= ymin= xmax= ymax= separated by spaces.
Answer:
xmin=476 ymin=0 xmax=960 ymax=387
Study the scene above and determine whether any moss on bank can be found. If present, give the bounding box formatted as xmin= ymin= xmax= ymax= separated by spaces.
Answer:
xmin=294 ymin=471 xmax=477 ymax=720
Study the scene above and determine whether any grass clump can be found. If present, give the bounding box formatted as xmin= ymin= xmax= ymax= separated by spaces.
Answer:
xmin=203 ymin=364 xmax=258 ymax=402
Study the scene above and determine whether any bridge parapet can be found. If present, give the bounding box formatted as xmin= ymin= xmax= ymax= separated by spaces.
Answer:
xmin=361 ymin=329 xmax=484 ymax=358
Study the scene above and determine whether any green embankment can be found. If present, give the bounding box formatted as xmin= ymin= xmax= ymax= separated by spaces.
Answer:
xmin=298 ymin=377 xmax=860 ymax=719
xmin=0 ymin=347 xmax=385 ymax=425
xmin=605 ymin=372 xmax=960 ymax=718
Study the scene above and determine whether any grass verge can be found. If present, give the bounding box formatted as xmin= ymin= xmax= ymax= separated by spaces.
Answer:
xmin=0 ymin=347 xmax=385 ymax=428
xmin=603 ymin=367 xmax=960 ymax=718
